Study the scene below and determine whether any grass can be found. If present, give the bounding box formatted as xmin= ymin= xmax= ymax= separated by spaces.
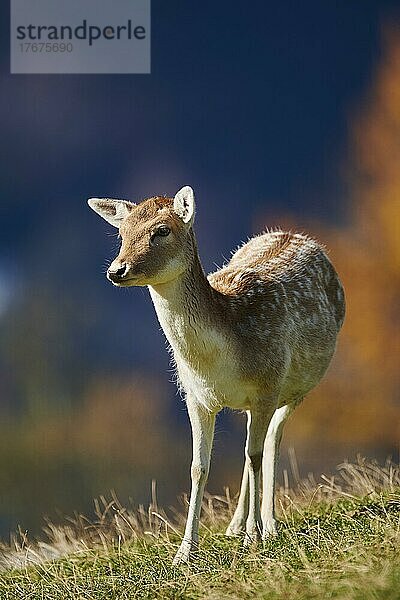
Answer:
xmin=0 ymin=457 xmax=399 ymax=599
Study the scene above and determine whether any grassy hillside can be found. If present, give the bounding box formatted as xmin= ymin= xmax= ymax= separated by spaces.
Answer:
xmin=0 ymin=458 xmax=399 ymax=600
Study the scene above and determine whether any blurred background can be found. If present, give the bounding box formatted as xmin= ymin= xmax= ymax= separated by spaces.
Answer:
xmin=0 ymin=1 xmax=399 ymax=538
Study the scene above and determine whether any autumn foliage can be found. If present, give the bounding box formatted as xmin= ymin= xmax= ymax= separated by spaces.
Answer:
xmin=282 ymin=29 xmax=400 ymax=464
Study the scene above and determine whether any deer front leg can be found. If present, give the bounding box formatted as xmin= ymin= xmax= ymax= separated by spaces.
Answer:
xmin=244 ymin=406 xmax=273 ymax=546
xmin=226 ymin=411 xmax=250 ymax=536
xmin=173 ymin=401 xmax=215 ymax=565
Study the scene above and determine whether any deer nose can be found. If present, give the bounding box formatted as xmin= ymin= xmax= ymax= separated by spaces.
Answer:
xmin=107 ymin=262 xmax=128 ymax=282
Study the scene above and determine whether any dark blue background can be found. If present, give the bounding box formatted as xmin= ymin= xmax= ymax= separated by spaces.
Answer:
xmin=0 ymin=0 xmax=398 ymax=535
xmin=1 ymin=1 xmax=396 ymax=374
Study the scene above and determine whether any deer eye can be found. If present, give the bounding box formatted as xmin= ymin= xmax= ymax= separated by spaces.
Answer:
xmin=154 ymin=225 xmax=171 ymax=237
xmin=150 ymin=225 xmax=171 ymax=244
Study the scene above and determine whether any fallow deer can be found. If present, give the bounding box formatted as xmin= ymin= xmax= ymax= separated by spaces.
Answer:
xmin=88 ymin=186 xmax=345 ymax=564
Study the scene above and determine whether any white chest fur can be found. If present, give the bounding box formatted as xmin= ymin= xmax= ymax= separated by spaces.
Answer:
xmin=149 ymin=285 xmax=255 ymax=412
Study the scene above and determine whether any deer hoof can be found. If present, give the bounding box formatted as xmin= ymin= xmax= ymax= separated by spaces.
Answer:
xmin=172 ymin=540 xmax=195 ymax=565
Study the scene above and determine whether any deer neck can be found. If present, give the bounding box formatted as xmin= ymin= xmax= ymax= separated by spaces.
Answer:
xmin=148 ymin=236 xmax=220 ymax=365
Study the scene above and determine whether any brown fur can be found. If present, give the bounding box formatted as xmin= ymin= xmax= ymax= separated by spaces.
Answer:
xmin=113 ymin=196 xmax=345 ymax=406
xmin=89 ymin=187 xmax=346 ymax=562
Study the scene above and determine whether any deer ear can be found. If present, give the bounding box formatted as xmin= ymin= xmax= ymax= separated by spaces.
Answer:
xmin=173 ymin=186 xmax=195 ymax=225
xmin=87 ymin=198 xmax=135 ymax=228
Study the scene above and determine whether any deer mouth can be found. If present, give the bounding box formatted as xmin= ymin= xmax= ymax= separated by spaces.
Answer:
xmin=111 ymin=276 xmax=145 ymax=287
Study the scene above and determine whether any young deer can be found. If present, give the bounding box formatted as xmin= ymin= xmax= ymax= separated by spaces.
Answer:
xmin=88 ymin=186 xmax=345 ymax=565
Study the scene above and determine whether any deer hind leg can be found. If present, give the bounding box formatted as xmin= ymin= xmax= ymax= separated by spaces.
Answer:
xmin=243 ymin=406 xmax=274 ymax=546
xmin=261 ymin=403 xmax=294 ymax=538
xmin=225 ymin=411 xmax=250 ymax=537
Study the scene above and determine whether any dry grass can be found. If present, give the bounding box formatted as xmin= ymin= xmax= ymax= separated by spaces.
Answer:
xmin=0 ymin=457 xmax=399 ymax=599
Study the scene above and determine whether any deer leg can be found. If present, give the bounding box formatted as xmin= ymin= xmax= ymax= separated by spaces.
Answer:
xmin=226 ymin=411 xmax=250 ymax=536
xmin=173 ymin=401 xmax=215 ymax=565
xmin=261 ymin=403 xmax=294 ymax=538
xmin=244 ymin=406 xmax=274 ymax=546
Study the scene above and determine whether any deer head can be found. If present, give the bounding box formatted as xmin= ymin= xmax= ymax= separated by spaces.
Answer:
xmin=88 ymin=186 xmax=196 ymax=287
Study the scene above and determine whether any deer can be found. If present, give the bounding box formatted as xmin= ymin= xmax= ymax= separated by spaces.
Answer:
xmin=88 ymin=186 xmax=345 ymax=565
